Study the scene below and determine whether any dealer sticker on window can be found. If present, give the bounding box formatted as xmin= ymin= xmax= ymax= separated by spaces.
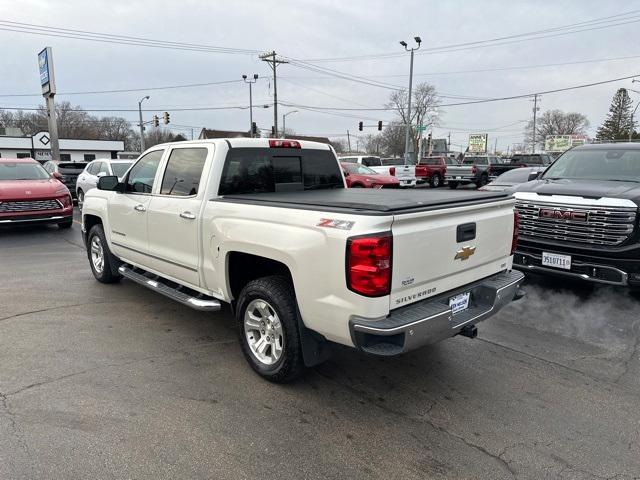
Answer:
xmin=449 ymin=292 xmax=471 ymax=315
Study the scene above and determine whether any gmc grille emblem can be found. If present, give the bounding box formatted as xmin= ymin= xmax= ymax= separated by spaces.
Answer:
xmin=539 ymin=208 xmax=588 ymax=221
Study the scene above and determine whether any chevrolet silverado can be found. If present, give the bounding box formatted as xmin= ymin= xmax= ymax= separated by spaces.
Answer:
xmin=82 ymin=138 xmax=524 ymax=382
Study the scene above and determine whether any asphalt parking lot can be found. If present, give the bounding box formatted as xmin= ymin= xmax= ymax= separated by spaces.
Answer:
xmin=1 ymin=208 xmax=639 ymax=480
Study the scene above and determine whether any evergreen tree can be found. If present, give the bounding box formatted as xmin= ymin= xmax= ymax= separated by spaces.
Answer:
xmin=596 ymin=88 xmax=636 ymax=140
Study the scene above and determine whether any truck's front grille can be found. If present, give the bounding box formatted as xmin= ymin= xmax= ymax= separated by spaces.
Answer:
xmin=0 ymin=199 xmax=62 ymax=213
xmin=515 ymin=200 xmax=637 ymax=246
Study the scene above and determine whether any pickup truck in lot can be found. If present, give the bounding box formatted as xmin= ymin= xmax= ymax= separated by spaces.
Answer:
xmin=82 ymin=138 xmax=524 ymax=382
xmin=415 ymin=156 xmax=456 ymax=187
xmin=513 ymin=143 xmax=640 ymax=288
xmin=341 ymin=155 xmax=417 ymax=187
xmin=446 ymin=155 xmax=504 ymax=189
xmin=490 ymin=153 xmax=554 ymax=178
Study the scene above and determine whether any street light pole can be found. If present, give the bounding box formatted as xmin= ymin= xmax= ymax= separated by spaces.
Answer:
xmin=243 ymin=74 xmax=259 ymax=137
xmin=282 ymin=110 xmax=298 ymax=138
xmin=629 ymin=81 xmax=640 ymax=142
xmin=400 ymin=37 xmax=421 ymax=165
xmin=138 ymin=95 xmax=150 ymax=152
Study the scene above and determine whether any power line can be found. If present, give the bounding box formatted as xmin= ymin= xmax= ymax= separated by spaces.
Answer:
xmin=0 ymin=104 xmax=254 ymax=112
xmin=293 ymin=10 xmax=640 ymax=62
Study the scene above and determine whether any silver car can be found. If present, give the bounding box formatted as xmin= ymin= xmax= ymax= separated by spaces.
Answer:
xmin=76 ymin=159 xmax=133 ymax=207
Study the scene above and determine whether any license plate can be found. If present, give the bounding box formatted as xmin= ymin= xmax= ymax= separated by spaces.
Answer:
xmin=542 ymin=252 xmax=571 ymax=270
xmin=456 ymin=176 xmax=462 ymax=180
xmin=449 ymin=292 xmax=470 ymax=315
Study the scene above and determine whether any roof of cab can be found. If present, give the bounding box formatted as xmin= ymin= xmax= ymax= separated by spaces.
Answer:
xmin=152 ymin=137 xmax=333 ymax=151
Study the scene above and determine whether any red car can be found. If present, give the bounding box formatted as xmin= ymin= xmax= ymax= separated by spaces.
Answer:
xmin=0 ymin=158 xmax=73 ymax=228
xmin=415 ymin=156 xmax=453 ymax=187
xmin=341 ymin=162 xmax=400 ymax=188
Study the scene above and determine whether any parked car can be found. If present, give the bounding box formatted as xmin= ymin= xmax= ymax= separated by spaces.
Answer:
xmin=0 ymin=157 xmax=73 ymax=228
xmin=341 ymin=162 xmax=400 ymax=188
xmin=479 ymin=167 xmax=546 ymax=192
xmin=416 ymin=156 xmax=457 ymax=188
xmin=341 ymin=155 xmax=417 ymax=187
xmin=76 ymin=159 xmax=134 ymax=207
xmin=490 ymin=153 xmax=555 ymax=177
xmin=82 ymin=138 xmax=524 ymax=382
xmin=445 ymin=155 xmax=504 ymax=189
xmin=512 ymin=143 xmax=640 ymax=288
xmin=42 ymin=161 xmax=89 ymax=200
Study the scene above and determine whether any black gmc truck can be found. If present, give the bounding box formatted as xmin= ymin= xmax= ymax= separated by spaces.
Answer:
xmin=511 ymin=143 xmax=640 ymax=288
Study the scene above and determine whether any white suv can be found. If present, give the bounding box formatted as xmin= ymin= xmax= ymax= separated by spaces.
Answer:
xmin=76 ymin=159 xmax=133 ymax=207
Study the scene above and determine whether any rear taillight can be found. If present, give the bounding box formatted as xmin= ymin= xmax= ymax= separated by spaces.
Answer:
xmin=389 ymin=167 xmax=396 ymax=176
xmin=511 ymin=211 xmax=520 ymax=255
xmin=471 ymin=165 xmax=477 ymax=174
xmin=269 ymin=139 xmax=301 ymax=148
xmin=346 ymin=232 xmax=392 ymax=297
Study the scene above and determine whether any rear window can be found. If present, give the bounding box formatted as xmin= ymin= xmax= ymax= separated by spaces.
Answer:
xmin=511 ymin=155 xmax=542 ymax=165
xmin=463 ymin=156 xmax=488 ymax=165
xmin=419 ymin=158 xmax=442 ymax=166
xmin=362 ymin=156 xmax=382 ymax=167
xmin=58 ymin=162 xmax=88 ymax=172
xmin=381 ymin=158 xmax=404 ymax=166
xmin=445 ymin=158 xmax=458 ymax=165
xmin=218 ymin=148 xmax=343 ymax=195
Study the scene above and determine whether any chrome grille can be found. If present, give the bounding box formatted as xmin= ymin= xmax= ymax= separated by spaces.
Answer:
xmin=0 ymin=199 xmax=62 ymax=213
xmin=515 ymin=201 xmax=637 ymax=246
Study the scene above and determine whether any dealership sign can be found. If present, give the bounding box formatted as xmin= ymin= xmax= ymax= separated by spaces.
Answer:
xmin=468 ymin=133 xmax=488 ymax=153
xmin=38 ymin=47 xmax=56 ymax=95
xmin=544 ymin=134 xmax=586 ymax=152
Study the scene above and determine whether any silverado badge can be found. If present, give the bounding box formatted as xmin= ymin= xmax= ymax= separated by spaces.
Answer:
xmin=454 ymin=246 xmax=476 ymax=261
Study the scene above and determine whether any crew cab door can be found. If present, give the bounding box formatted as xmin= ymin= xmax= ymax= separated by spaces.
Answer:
xmin=146 ymin=145 xmax=210 ymax=287
xmin=108 ymin=149 xmax=164 ymax=267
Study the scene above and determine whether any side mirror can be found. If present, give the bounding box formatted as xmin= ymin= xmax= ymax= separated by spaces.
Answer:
xmin=52 ymin=171 xmax=62 ymax=180
xmin=97 ymin=175 xmax=120 ymax=191
xmin=96 ymin=171 xmax=107 ymax=178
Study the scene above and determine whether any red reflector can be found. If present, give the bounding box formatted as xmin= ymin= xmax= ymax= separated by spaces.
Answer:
xmin=346 ymin=233 xmax=392 ymax=297
xmin=269 ymin=139 xmax=301 ymax=148
xmin=389 ymin=167 xmax=396 ymax=176
xmin=471 ymin=165 xmax=477 ymax=174
xmin=511 ymin=210 xmax=520 ymax=255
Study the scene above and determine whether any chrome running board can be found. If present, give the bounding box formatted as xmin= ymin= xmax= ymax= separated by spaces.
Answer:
xmin=118 ymin=265 xmax=222 ymax=312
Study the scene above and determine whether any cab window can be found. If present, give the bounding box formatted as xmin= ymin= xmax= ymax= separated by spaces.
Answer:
xmin=160 ymin=148 xmax=208 ymax=196
xmin=87 ymin=162 xmax=100 ymax=175
xmin=125 ymin=150 xmax=163 ymax=193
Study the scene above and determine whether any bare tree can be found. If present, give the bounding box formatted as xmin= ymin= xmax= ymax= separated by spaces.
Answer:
xmin=385 ymin=82 xmax=440 ymax=153
xmin=524 ymin=109 xmax=590 ymax=149
xmin=329 ymin=138 xmax=348 ymax=153
xmin=379 ymin=122 xmax=406 ymax=157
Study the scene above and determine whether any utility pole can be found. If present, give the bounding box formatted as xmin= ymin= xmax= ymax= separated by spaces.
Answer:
xmin=400 ymin=37 xmax=422 ymax=165
xmin=347 ymin=130 xmax=352 ymax=152
xmin=260 ymin=51 xmax=288 ymax=137
xmin=242 ymin=74 xmax=259 ymax=137
xmin=531 ymin=94 xmax=540 ymax=153
xmin=448 ymin=132 xmax=451 ymax=153
xmin=138 ymin=95 xmax=150 ymax=152
xmin=494 ymin=138 xmax=498 ymax=154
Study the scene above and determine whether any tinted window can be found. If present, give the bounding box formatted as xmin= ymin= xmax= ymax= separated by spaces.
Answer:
xmin=381 ymin=158 xmax=403 ymax=166
xmin=98 ymin=162 xmax=109 ymax=175
xmin=463 ymin=156 xmax=488 ymax=165
xmin=543 ymin=148 xmax=640 ymax=182
xmin=340 ymin=157 xmax=357 ymax=163
xmin=126 ymin=150 xmax=163 ymax=193
xmin=58 ymin=162 xmax=88 ymax=173
xmin=362 ymin=156 xmax=382 ymax=167
xmin=219 ymin=148 xmax=343 ymax=195
xmin=87 ymin=162 xmax=99 ymax=175
xmin=111 ymin=162 xmax=133 ymax=177
xmin=160 ymin=148 xmax=208 ymax=196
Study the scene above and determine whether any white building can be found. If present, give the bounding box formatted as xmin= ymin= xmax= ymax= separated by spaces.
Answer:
xmin=0 ymin=131 xmax=125 ymax=163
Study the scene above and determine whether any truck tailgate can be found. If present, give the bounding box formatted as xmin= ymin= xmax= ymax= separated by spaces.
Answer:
xmin=390 ymin=198 xmax=515 ymax=309
xmin=446 ymin=166 xmax=474 ymax=177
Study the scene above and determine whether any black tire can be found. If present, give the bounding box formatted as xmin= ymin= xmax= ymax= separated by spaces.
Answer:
xmin=58 ymin=218 xmax=73 ymax=229
xmin=448 ymin=181 xmax=459 ymax=189
xmin=476 ymin=174 xmax=488 ymax=188
xmin=236 ymin=276 xmax=305 ymax=383
xmin=87 ymin=224 xmax=122 ymax=284
xmin=351 ymin=184 xmax=364 ymax=188
xmin=430 ymin=173 xmax=441 ymax=188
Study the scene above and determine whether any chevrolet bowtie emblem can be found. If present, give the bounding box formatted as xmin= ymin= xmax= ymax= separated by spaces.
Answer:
xmin=454 ymin=246 xmax=476 ymax=261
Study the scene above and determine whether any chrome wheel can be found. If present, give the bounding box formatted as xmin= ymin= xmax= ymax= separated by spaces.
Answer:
xmin=90 ymin=236 xmax=105 ymax=274
xmin=244 ymin=299 xmax=284 ymax=366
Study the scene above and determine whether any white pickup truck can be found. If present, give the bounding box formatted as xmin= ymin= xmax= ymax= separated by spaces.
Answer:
xmin=82 ymin=138 xmax=524 ymax=383
xmin=339 ymin=155 xmax=417 ymax=187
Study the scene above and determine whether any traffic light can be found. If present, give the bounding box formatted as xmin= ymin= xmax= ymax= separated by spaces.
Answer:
xmin=358 ymin=121 xmax=363 ymax=131
xmin=162 ymin=111 xmax=170 ymax=124
xmin=378 ymin=121 xmax=383 ymax=131
xmin=251 ymin=122 xmax=258 ymax=135
xmin=152 ymin=115 xmax=159 ymax=127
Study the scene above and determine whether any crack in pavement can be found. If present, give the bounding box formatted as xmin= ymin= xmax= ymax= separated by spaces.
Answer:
xmin=313 ymin=368 xmax=517 ymax=479
xmin=0 ymin=300 xmax=134 ymax=323
xmin=614 ymin=323 xmax=640 ymax=384
xmin=0 ymin=391 xmax=31 ymax=458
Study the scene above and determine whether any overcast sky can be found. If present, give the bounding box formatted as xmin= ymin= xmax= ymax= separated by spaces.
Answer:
xmin=1 ymin=0 xmax=640 ymax=151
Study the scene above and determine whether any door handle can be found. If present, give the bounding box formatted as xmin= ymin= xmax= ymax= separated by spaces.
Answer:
xmin=180 ymin=211 xmax=196 ymax=220
xmin=134 ymin=204 xmax=146 ymax=212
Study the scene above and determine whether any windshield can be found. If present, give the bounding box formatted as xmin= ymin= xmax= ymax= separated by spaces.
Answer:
xmin=111 ymin=162 xmax=133 ymax=177
xmin=0 ymin=162 xmax=51 ymax=180
xmin=542 ymin=148 xmax=640 ymax=182
xmin=343 ymin=163 xmax=378 ymax=175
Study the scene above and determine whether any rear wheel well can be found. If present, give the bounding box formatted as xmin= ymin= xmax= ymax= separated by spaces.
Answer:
xmin=228 ymin=252 xmax=292 ymax=301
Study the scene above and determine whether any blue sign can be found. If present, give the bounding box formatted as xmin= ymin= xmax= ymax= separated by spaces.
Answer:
xmin=38 ymin=48 xmax=49 ymax=87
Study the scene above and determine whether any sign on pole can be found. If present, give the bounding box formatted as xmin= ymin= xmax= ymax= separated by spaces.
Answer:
xmin=416 ymin=125 xmax=427 ymax=133
xmin=468 ymin=133 xmax=488 ymax=153
xmin=544 ymin=135 xmax=587 ymax=153
xmin=38 ymin=47 xmax=56 ymax=96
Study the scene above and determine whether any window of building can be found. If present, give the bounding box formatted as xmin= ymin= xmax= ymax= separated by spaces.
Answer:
xmin=16 ymin=153 xmax=31 ymax=158
xmin=160 ymin=148 xmax=208 ymax=196
xmin=84 ymin=154 xmax=96 ymax=161
xmin=59 ymin=154 xmax=71 ymax=161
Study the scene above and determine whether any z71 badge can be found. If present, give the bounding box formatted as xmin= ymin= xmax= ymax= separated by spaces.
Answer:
xmin=317 ymin=218 xmax=355 ymax=230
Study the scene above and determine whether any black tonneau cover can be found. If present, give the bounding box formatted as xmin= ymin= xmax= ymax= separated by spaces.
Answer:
xmin=213 ymin=189 xmax=511 ymax=215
